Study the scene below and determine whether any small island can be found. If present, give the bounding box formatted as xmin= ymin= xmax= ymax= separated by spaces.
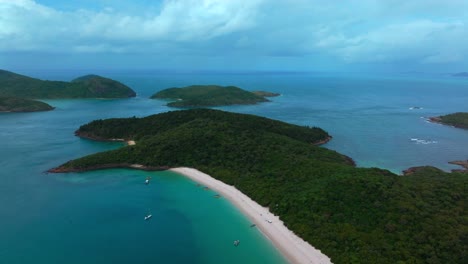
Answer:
xmin=0 ymin=96 xmax=54 ymax=112
xmin=429 ymin=112 xmax=468 ymax=129
xmin=452 ymin=72 xmax=468 ymax=77
xmin=150 ymin=85 xmax=276 ymax=107
xmin=49 ymin=109 xmax=465 ymax=264
xmin=0 ymin=69 xmax=136 ymax=99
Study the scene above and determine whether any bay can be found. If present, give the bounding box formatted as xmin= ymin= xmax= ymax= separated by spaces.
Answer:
xmin=1 ymin=71 xmax=467 ymax=263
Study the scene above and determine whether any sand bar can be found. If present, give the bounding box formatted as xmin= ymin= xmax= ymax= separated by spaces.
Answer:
xmin=170 ymin=167 xmax=332 ymax=264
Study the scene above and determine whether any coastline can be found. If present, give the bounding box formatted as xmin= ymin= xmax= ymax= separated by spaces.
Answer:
xmin=428 ymin=116 xmax=468 ymax=129
xmin=170 ymin=167 xmax=332 ymax=264
xmin=313 ymin=136 xmax=332 ymax=146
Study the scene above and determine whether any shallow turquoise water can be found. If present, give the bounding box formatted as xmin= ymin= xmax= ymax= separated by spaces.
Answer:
xmin=1 ymin=71 xmax=467 ymax=263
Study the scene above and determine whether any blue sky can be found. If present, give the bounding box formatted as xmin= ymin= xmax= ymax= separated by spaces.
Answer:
xmin=1 ymin=0 xmax=467 ymax=72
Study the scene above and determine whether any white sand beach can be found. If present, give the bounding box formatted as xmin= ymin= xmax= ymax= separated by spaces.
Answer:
xmin=170 ymin=167 xmax=332 ymax=264
xmin=127 ymin=140 xmax=136 ymax=145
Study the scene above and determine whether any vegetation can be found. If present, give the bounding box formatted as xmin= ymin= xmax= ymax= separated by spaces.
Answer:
xmin=150 ymin=85 xmax=272 ymax=107
xmin=431 ymin=112 xmax=468 ymax=129
xmin=51 ymin=109 xmax=467 ymax=264
xmin=0 ymin=96 xmax=54 ymax=112
xmin=252 ymin=90 xmax=281 ymax=97
xmin=0 ymin=69 xmax=136 ymax=99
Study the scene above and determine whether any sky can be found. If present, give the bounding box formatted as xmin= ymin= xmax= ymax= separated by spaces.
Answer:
xmin=1 ymin=0 xmax=468 ymax=72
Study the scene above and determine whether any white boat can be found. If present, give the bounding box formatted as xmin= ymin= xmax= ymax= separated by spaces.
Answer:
xmin=233 ymin=240 xmax=240 ymax=246
xmin=144 ymin=214 xmax=152 ymax=220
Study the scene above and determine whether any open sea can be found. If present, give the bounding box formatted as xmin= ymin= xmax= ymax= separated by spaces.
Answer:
xmin=1 ymin=70 xmax=467 ymax=263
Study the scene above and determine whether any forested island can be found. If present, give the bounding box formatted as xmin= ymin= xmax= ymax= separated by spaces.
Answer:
xmin=429 ymin=112 xmax=468 ymax=129
xmin=50 ymin=109 xmax=466 ymax=264
xmin=0 ymin=96 xmax=54 ymax=112
xmin=0 ymin=70 xmax=136 ymax=99
xmin=150 ymin=85 xmax=275 ymax=107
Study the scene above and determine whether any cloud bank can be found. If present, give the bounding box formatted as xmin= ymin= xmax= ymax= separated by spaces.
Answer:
xmin=1 ymin=0 xmax=468 ymax=69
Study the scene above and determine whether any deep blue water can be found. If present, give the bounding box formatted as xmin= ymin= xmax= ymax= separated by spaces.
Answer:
xmin=1 ymin=71 xmax=467 ymax=263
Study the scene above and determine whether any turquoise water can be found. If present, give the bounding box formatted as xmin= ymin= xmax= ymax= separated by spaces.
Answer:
xmin=1 ymin=71 xmax=468 ymax=263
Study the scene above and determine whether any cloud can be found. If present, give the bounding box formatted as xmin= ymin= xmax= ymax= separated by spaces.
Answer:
xmin=1 ymin=0 xmax=468 ymax=69
xmin=258 ymin=0 xmax=468 ymax=65
xmin=0 ymin=0 xmax=265 ymax=52
xmin=324 ymin=20 xmax=468 ymax=63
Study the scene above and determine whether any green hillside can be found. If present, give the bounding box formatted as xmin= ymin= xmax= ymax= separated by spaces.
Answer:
xmin=150 ymin=85 xmax=270 ymax=107
xmin=0 ymin=96 xmax=54 ymax=112
xmin=0 ymin=70 xmax=136 ymax=99
xmin=50 ymin=109 xmax=467 ymax=264
xmin=431 ymin=112 xmax=468 ymax=129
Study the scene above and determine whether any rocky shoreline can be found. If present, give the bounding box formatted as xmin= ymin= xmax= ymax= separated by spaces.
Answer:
xmin=74 ymin=130 xmax=127 ymax=142
xmin=428 ymin=116 xmax=442 ymax=124
xmin=403 ymin=160 xmax=468 ymax=175
xmin=428 ymin=113 xmax=468 ymax=129
xmin=448 ymin=160 xmax=468 ymax=173
xmin=313 ymin=136 xmax=332 ymax=146
xmin=48 ymin=163 xmax=169 ymax=173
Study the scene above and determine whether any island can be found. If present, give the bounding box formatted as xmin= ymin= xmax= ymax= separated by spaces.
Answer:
xmin=0 ymin=96 xmax=54 ymax=112
xmin=150 ymin=85 xmax=275 ymax=107
xmin=0 ymin=69 xmax=136 ymax=99
xmin=48 ymin=109 xmax=465 ymax=264
xmin=429 ymin=112 xmax=468 ymax=129
xmin=452 ymin=72 xmax=468 ymax=77
xmin=252 ymin=90 xmax=281 ymax=97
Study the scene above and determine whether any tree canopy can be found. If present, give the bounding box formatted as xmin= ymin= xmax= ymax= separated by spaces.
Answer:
xmin=150 ymin=85 xmax=271 ymax=107
xmin=51 ymin=109 xmax=467 ymax=264
xmin=0 ymin=96 xmax=54 ymax=112
xmin=431 ymin=112 xmax=468 ymax=129
xmin=0 ymin=69 xmax=136 ymax=99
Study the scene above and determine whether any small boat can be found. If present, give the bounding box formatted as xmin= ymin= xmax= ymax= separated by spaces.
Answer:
xmin=233 ymin=240 xmax=240 ymax=246
xmin=250 ymin=224 xmax=256 ymax=228
xmin=144 ymin=214 xmax=152 ymax=220
xmin=145 ymin=176 xmax=151 ymax=185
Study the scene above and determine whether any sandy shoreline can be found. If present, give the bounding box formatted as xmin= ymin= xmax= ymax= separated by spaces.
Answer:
xmin=170 ymin=167 xmax=332 ymax=264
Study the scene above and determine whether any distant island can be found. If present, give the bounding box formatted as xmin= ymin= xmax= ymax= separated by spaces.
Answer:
xmin=452 ymin=72 xmax=468 ymax=77
xmin=0 ymin=70 xmax=136 ymax=99
xmin=0 ymin=96 xmax=54 ymax=112
xmin=150 ymin=85 xmax=277 ymax=107
xmin=49 ymin=109 xmax=465 ymax=264
xmin=429 ymin=112 xmax=468 ymax=129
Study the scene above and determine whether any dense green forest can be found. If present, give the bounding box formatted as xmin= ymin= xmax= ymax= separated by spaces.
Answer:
xmin=150 ymin=85 xmax=271 ymax=107
xmin=0 ymin=70 xmax=136 ymax=99
xmin=51 ymin=109 xmax=467 ymax=264
xmin=0 ymin=96 xmax=54 ymax=112
xmin=252 ymin=90 xmax=281 ymax=97
xmin=431 ymin=112 xmax=468 ymax=129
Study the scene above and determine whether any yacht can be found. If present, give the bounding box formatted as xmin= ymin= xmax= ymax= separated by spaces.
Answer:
xmin=144 ymin=214 xmax=152 ymax=220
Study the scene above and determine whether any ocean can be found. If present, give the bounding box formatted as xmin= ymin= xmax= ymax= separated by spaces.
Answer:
xmin=1 ymin=71 xmax=467 ymax=263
